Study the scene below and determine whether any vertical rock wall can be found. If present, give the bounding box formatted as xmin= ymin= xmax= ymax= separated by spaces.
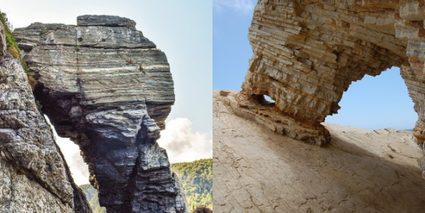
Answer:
xmin=14 ymin=15 xmax=185 ymax=212
xmin=0 ymin=20 xmax=91 ymax=212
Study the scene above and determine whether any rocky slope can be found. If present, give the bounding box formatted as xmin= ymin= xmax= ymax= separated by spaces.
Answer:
xmin=214 ymin=91 xmax=425 ymax=213
xmin=0 ymin=14 xmax=90 ymax=212
xmin=14 ymin=15 xmax=185 ymax=212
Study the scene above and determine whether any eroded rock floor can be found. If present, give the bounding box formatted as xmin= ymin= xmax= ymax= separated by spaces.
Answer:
xmin=213 ymin=92 xmax=425 ymax=213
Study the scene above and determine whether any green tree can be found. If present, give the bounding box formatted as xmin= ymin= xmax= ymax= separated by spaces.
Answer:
xmin=171 ymin=159 xmax=212 ymax=212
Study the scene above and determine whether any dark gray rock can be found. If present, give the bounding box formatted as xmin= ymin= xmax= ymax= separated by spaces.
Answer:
xmin=0 ymin=23 xmax=5 ymax=57
xmin=0 ymin=21 xmax=91 ymax=213
xmin=77 ymin=15 xmax=136 ymax=29
xmin=14 ymin=15 xmax=186 ymax=213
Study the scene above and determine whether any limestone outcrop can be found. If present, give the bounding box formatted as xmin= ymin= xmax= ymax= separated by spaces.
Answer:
xmin=0 ymin=19 xmax=91 ymax=212
xmin=14 ymin=15 xmax=185 ymax=212
xmin=236 ymin=0 xmax=425 ymax=149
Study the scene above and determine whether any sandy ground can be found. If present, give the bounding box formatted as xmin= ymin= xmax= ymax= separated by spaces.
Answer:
xmin=213 ymin=91 xmax=425 ymax=213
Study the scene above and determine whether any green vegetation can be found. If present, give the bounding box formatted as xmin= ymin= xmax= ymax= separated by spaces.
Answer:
xmin=0 ymin=11 xmax=20 ymax=59
xmin=79 ymin=184 xmax=106 ymax=213
xmin=0 ymin=11 xmax=33 ymax=81
xmin=80 ymin=159 xmax=212 ymax=213
xmin=171 ymin=159 xmax=212 ymax=212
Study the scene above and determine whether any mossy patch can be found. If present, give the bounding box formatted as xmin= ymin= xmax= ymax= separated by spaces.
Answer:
xmin=0 ymin=11 xmax=34 ymax=86
xmin=0 ymin=12 xmax=21 ymax=59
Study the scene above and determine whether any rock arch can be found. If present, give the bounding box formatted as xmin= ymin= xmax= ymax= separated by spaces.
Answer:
xmin=14 ymin=15 xmax=185 ymax=212
xmin=236 ymin=0 xmax=425 ymax=148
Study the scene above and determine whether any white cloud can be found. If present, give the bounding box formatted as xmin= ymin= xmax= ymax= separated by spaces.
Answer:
xmin=214 ymin=0 xmax=256 ymax=14
xmin=158 ymin=118 xmax=212 ymax=163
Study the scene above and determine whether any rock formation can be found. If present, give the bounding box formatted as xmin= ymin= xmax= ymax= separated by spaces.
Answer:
xmin=14 ymin=15 xmax=186 ymax=212
xmin=235 ymin=0 xmax=425 ymax=149
xmin=0 ymin=18 xmax=91 ymax=212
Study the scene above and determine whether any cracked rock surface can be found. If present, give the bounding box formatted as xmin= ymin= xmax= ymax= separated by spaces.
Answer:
xmin=0 ymin=21 xmax=91 ymax=212
xmin=214 ymin=91 xmax=425 ymax=213
xmin=14 ymin=15 xmax=185 ymax=213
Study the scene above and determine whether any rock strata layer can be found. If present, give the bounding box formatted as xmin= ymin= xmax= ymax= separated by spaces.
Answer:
xmin=14 ymin=15 xmax=185 ymax=213
xmin=0 ymin=20 xmax=91 ymax=212
xmin=239 ymin=0 xmax=425 ymax=149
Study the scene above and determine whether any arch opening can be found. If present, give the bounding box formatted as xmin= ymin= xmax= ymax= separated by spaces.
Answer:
xmin=44 ymin=115 xmax=90 ymax=186
xmin=326 ymin=66 xmax=418 ymax=130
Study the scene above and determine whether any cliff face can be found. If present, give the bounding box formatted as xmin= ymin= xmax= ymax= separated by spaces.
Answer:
xmin=14 ymin=15 xmax=185 ymax=212
xmin=235 ymin=0 xmax=425 ymax=149
xmin=0 ymin=18 xmax=90 ymax=212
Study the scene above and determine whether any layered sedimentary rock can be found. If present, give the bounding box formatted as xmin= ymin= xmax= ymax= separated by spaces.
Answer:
xmin=14 ymin=15 xmax=185 ymax=212
xmin=237 ymin=0 xmax=425 ymax=149
xmin=0 ymin=20 xmax=90 ymax=212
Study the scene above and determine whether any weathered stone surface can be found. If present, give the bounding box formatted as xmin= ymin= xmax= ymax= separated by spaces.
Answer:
xmin=237 ymin=0 xmax=425 ymax=151
xmin=214 ymin=91 xmax=425 ymax=212
xmin=0 ymin=22 xmax=91 ymax=212
xmin=0 ymin=22 xmax=5 ymax=58
xmin=14 ymin=15 xmax=185 ymax=213
xmin=77 ymin=15 xmax=136 ymax=29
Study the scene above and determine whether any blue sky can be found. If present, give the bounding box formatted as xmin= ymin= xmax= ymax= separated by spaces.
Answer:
xmin=213 ymin=0 xmax=417 ymax=130
xmin=214 ymin=0 xmax=254 ymax=90
xmin=2 ymin=0 xmax=212 ymax=184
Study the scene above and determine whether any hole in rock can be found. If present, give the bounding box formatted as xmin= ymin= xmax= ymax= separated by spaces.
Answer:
xmin=263 ymin=95 xmax=275 ymax=104
xmin=326 ymin=67 xmax=417 ymax=130
xmin=256 ymin=94 xmax=276 ymax=106
xmin=44 ymin=115 xmax=90 ymax=185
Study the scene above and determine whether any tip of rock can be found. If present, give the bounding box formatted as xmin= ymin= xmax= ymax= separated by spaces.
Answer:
xmin=77 ymin=15 xmax=136 ymax=29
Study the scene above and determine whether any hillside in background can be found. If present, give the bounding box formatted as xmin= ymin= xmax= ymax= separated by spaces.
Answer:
xmin=172 ymin=159 xmax=212 ymax=212
xmin=80 ymin=159 xmax=212 ymax=213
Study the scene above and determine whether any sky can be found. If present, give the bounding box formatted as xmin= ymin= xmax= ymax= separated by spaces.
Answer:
xmin=1 ymin=0 xmax=212 ymax=185
xmin=213 ymin=0 xmax=417 ymax=130
xmin=214 ymin=0 xmax=255 ymax=90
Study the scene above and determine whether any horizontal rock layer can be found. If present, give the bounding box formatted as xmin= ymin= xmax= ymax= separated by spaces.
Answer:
xmin=77 ymin=15 xmax=136 ymax=29
xmin=14 ymin=15 xmax=185 ymax=212
xmin=240 ymin=0 xmax=425 ymax=150
xmin=0 ymin=20 xmax=90 ymax=212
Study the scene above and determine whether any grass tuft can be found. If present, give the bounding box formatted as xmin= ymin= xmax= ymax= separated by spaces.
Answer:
xmin=0 ymin=11 xmax=36 ymax=91
xmin=0 ymin=12 xmax=21 ymax=59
